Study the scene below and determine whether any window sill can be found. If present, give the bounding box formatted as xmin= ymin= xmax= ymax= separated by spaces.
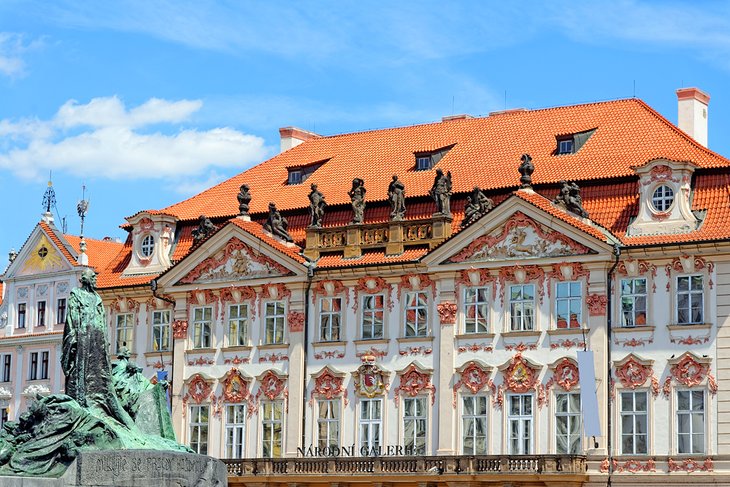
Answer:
xmin=221 ymin=345 xmax=253 ymax=352
xmin=612 ymin=325 xmax=655 ymax=334
xmin=144 ymin=351 xmax=172 ymax=357
xmin=185 ymin=348 xmax=216 ymax=354
xmin=258 ymin=343 xmax=289 ymax=350
xmin=667 ymin=323 xmax=712 ymax=331
xmin=312 ymin=341 xmax=347 ymax=348
xmin=546 ymin=328 xmax=586 ymax=336
xmin=396 ymin=336 xmax=434 ymax=344
xmin=455 ymin=332 xmax=495 ymax=340
xmin=353 ymin=338 xmax=389 ymax=345
xmin=501 ymin=330 xmax=541 ymax=339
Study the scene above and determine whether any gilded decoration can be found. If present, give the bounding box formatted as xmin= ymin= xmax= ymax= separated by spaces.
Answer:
xmin=310 ymin=367 xmax=347 ymax=405
xmin=552 ymin=358 xmax=580 ymax=392
xmin=353 ymin=356 xmax=388 ymax=398
xmin=353 ymin=276 xmax=393 ymax=312
xmin=586 ymin=293 xmax=607 ymax=316
xmin=287 ymin=311 xmax=305 ymax=333
xmin=501 ymin=354 xmax=540 ymax=394
xmin=498 ymin=265 xmax=545 ymax=305
xmin=664 ymin=255 xmax=714 ymax=291
xmin=19 ymin=234 xmax=66 ymax=275
xmin=437 ymin=302 xmax=457 ymax=325
xmin=447 ymin=211 xmax=591 ymax=264
xmin=179 ymin=237 xmax=291 ymax=284
xmin=452 ymin=361 xmax=492 ymax=407
xmin=172 ymin=320 xmax=188 ymax=339
xmin=394 ymin=364 xmax=435 ymax=405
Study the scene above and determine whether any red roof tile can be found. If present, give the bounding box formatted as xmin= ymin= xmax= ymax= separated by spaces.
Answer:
xmin=227 ymin=218 xmax=306 ymax=264
xmin=95 ymin=234 xmax=159 ymax=289
xmin=39 ymin=222 xmax=78 ymax=264
xmin=64 ymin=235 xmax=125 ymax=271
xmin=317 ymin=247 xmax=429 ymax=269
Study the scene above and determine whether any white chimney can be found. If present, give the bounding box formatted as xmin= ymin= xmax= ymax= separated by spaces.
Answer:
xmin=278 ymin=126 xmax=319 ymax=153
xmin=676 ymin=87 xmax=710 ymax=147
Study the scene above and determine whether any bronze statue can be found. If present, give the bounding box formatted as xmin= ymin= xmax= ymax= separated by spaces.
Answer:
xmin=308 ymin=183 xmax=327 ymax=228
xmin=388 ymin=175 xmax=406 ymax=221
xmin=519 ymin=154 xmax=534 ymax=188
xmin=462 ymin=186 xmax=494 ymax=228
xmin=191 ymin=214 xmax=217 ymax=242
xmin=237 ymin=184 xmax=251 ymax=216
xmin=348 ymin=178 xmax=366 ymax=224
xmin=429 ymin=168 xmax=453 ymax=217
xmin=554 ymin=180 xmax=589 ymax=218
xmin=264 ymin=202 xmax=293 ymax=242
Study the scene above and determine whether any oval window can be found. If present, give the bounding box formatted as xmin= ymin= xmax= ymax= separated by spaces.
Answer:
xmin=651 ymin=185 xmax=674 ymax=212
xmin=140 ymin=235 xmax=155 ymax=257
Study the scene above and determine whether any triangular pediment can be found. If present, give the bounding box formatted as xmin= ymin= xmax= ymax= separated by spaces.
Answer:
xmin=5 ymin=225 xmax=75 ymax=278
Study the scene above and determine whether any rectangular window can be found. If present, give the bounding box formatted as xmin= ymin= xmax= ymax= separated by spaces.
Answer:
xmin=558 ymin=138 xmax=574 ymax=154
xmin=0 ymin=408 xmax=7 ymax=427
xmin=317 ymin=399 xmax=340 ymax=450
xmin=152 ymin=310 xmax=171 ymax=352
xmin=29 ymin=352 xmax=38 ymax=381
xmin=1 ymin=355 xmax=10 ymax=382
xmin=359 ymin=398 xmax=382 ymax=454
xmin=620 ymin=278 xmax=647 ymax=327
xmin=192 ymin=307 xmax=212 ymax=348
xmin=227 ymin=304 xmax=248 ymax=347
xmin=36 ymin=301 xmax=46 ymax=327
xmin=508 ymin=394 xmax=533 ymax=454
xmin=555 ymin=392 xmax=582 ymax=454
xmin=555 ymin=281 xmax=581 ymax=328
xmin=462 ymin=395 xmax=488 ymax=454
xmin=677 ymin=390 xmax=705 ymax=454
xmin=463 ymin=287 xmax=489 ymax=334
xmin=17 ymin=303 xmax=26 ymax=329
xmin=319 ymin=297 xmax=342 ymax=342
xmin=264 ymin=301 xmax=286 ymax=345
xmin=361 ymin=294 xmax=384 ymax=339
xmin=510 ymin=284 xmax=535 ymax=331
xmin=288 ymin=169 xmax=303 ymax=185
xmin=115 ymin=313 xmax=134 ymax=354
xmin=56 ymin=298 xmax=67 ymax=325
xmin=415 ymin=155 xmax=432 ymax=171
xmin=677 ymin=275 xmax=703 ymax=324
xmin=404 ymin=292 xmax=428 ymax=337
xmin=40 ymin=351 xmax=49 ymax=380
xmin=189 ymin=405 xmax=209 ymax=455
xmin=261 ymin=400 xmax=283 ymax=458
xmin=620 ymin=391 xmax=648 ymax=455
xmin=225 ymin=404 xmax=246 ymax=459
xmin=403 ymin=397 xmax=427 ymax=455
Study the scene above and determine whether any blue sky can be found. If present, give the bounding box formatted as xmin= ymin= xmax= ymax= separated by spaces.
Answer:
xmin=1 ymin=1 xmax=730 ymax=260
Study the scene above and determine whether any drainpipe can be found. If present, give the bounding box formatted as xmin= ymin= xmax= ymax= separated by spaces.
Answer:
xmin=606 ymin=244 xmax=621 ymax=486
xmin=301 ymin=260 xmax=316 ymax=452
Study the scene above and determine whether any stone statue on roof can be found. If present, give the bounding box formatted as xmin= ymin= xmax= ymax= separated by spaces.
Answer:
xmin=519 ymin=154 xmax=534 ymax=188
xmin=348 ymin=178 xmax=366 ymax=225
xmin=462 ymin=186 xmax=494 ymax=228
xmin=308 ymin=183 xmax=327 ymax=228
xmin=388 ymin=175 xmax=406 ymax=221
xmin=237 ymin=183 xmax=251 ymax=216
xmin=429 ymin=168 xmax=453 ymax=217
xmin=191 ymin=214 xmax=217 ymax=242
xmin=554 ymin=180 xmax=589 ymax=218
xmin=264 ymin=202 xmax=294 ymax=243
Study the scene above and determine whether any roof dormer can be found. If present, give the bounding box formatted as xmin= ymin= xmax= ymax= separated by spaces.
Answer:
xmin=123 ymin=211 xmax=178 ymax=275
xmin=626 ymin=159 xmax=698 ymax=236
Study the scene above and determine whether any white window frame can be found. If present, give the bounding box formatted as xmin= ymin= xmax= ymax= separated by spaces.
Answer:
xmin=507 ymin=393 xmax=533 ymax=455
xmin=28 ymin=351 xmax=39 ymax=381
xmin=192 ymin=306 xmax=212 ymax=349
xmin=359 ymin=398 xmax=383 ymax=454
xmin=115 ymin=313 xmax=134 ymax=354
xmin=263 ymin=301 xmax=286 ymax=345
xmin=261 ymin=400 xmax=284 ymax=458
xmin=36 ymin=300 xmax=46 ymax=327
xmin=317 ymin=398 xmax=340 ymax=450
xmin=151 ymin=309 xmax=171 ymax=352
xmin=189 ymin=404 xmax=209 ymax=455
xmin=227 ymin=303 xmax=249 ymax=347
xmin=620 ymin=277 xmax=647 ymax=327
xmin=555 ymin=392 xmax=582 ymax=454
xmin=555 ymin=281 xmax=582 ymax=329
xmin=619 ymin=390 xmax=649 ymax=455
xmin=676 ymin=389 xmax=705 ymax=455
xmin=463 ymin=286 xmax=489 ymax=334
xmin=17 ymin=302 xmax=26 ymax=329
xmin=677 ymin=274 xmax=704 ymax=325
xmin=402 ymin=396 xmax=427 ymax=455
xmin=509 ymin=284 xmax=535 ymax=332
xmin=415 ymin=155 xmax=432 ymax=171
xmin=404 ymin=291 xmax=429 ymax=337
xmin=224 ymin=404 xmax=247 ymax=459
xmin=651 ymin=184 xmax=674 ymax=212
xmin=360 ymin=293 xmax=385 ymax=339
xmin=318 ymin=297 xmax=342 ymax=342
xmin=140 ymin=234 xmax=155 ymax=257
xmin=462 ymin=394 xmax=488 ymax=455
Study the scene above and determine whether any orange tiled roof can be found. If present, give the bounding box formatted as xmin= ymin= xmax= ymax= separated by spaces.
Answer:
xmin=317 ymin=247 xmax=429 ymax=269
xmin=39 ymin=222 xmax=78 ymax=264
xmin=64 ymin=235 xmax=125 ymax=271
xmin=95 ymin=234 xmax=159 ymax=289
xmin=227 ymin=218 xmax=306 ymax=264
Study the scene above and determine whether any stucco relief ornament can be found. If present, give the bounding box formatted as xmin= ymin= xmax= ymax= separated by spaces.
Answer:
xmin=437 ymin=302 xmax=457 ymax=325
xmin=186 ymin=374 xmax=212 ymax=404
xmin=0 ymin=386 xmax=11 ymax=401
xmin=615 ymin=357 xmax=652 ymax=389
xmin=452 ymin=362 xmax=491 ymax=408
xmin=171 ymin=320 xmax=188 ymax=339
xmin=670 ymin=354 xmax=708 ymax=388
xmin=256 ymin=371 xmax=288 ymax=402
xmin=287 ymin=311 xmax=305 ymax=333
xmin=586 ymin=293 xmax=608 ymax=316
xmin=394 ymin=364 xmax=436 ymax=405
xmin=0 ymin=304 xmax=7 ymax=329
xmin=353 ymin=276 xmax=393 ymax=312
xmin=353 ymin=356 xmax=388 ymax=398
xmin=553 ymin=359 xmax=580 ymax=392
xmin=502 ymin=354 xmax=539 ymax=393
xmin=310 ymin=368 xmax=347 ymax=405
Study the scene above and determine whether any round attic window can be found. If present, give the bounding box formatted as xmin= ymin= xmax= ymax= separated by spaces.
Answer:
xmin=37 ymin=246 xmax=48 ymax=259
xmin=651 ymin=185 xmax=674 ymax=212
xmin=140 ymin=235 xmax=155 ymax=258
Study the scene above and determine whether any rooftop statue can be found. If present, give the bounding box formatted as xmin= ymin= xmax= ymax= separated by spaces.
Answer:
xmin=348 ymin=178 xmax=366 ymax=225
xmin=0 ymin=269 xmax=189 ymax=477
xmin=554 ymin=180 xmax=589 ymax=218
xmin=264 ymin=202 xmax=294 ymax=243
xmin=308 ymin=183 xmax=327 ymax=228
xmin=237 ymin=184 xmax=251 ymax=216
xmin=462 ymin=186 xmax=494 ymax=228
xmin=192 ymin=214 xmax=217 ymax=242
xmin=429 ymin=168 xmax=453 ymax=217
xmin=388 ymin=175 xmax=406 ymax=221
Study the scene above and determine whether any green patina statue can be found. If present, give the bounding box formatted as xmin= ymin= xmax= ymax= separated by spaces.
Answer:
xmin=0 ymin=269 xmax=189 ymax=477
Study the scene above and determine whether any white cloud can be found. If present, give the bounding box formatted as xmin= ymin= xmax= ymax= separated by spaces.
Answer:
xmin=0 ymin=96 xmax=270 ymax=180
xmin=0 ymin=32 xmax=43 ymax=78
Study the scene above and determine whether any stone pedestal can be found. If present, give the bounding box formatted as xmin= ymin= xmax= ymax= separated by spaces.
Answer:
xmin=0 ymin=450 xmax=228 ymax=487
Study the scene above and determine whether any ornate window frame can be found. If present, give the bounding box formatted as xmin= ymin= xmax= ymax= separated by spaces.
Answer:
xmin=665 ymin=255 xmax=714 ymax=327
xmin=398 ymin=274 xmax=435 ymax=339
xmin=612 ymin=354 xmax=658 ymax=456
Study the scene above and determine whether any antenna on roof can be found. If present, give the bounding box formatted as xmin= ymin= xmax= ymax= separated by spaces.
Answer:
xmin=77 ymin=184 xmax=90 ymax=238
xmin=633 ymin=80 xmax=636 ymax=98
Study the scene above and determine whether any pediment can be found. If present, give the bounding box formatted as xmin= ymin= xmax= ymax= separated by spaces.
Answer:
xmin=445 ymin=211 xmax=592 ymax=264
xmin=6 ymin=226 xmax=74 ymax=278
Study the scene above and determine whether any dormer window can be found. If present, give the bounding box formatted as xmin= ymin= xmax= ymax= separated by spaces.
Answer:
xmin=288 ymin=170 xmax=303 ymax=185
xmin=651 ymin=185 xmax=674 ymax=212
xmin=140 ymin=235 xmax=155 ymax=257
xmin=555 ymin=128 xmax=596 ymax=155
xmin=557 ymin=139 xmax=574 ymax=155
xmin=416 ymin=156 xmax=432 ymax=171
xmin=413 ymin=144 xmax=455 ymax=171
xmin=286 ymin=159 xmax=327 ymax=185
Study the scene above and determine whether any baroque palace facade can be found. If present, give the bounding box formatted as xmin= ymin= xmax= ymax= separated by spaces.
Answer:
xmin=2 ymin=88 xmax=730 ymax=486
